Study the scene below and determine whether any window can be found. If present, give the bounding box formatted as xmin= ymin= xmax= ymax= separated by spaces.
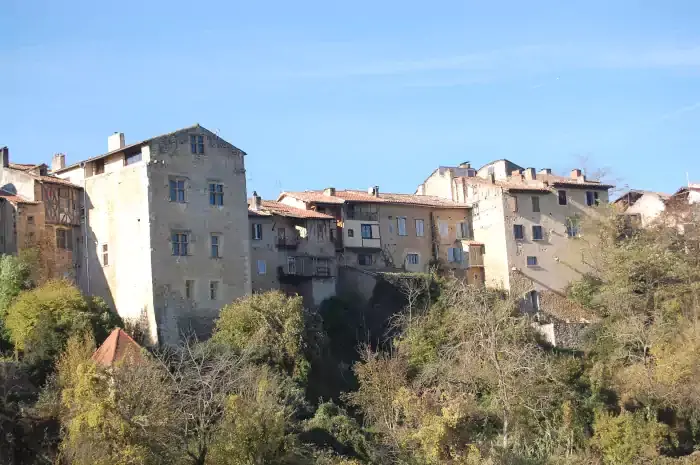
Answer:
xmin=415 ymin=219 xmax=425 ymax=237
xmin=209 ymin=183 xmax=224 ymax=206
xmin=93 ymin=159 xmax=105 ymax=175
xmin=102 ymin=244 xmax=109 ymax=266
xmin=566 ymin=216 xmax=580 ymax=238
xmin=252 ymin=223 xmax=262 ymax=240
xmin=56 ymin=228 xmax=72 ymax=250
xmin=171 ymin=232 xmax=188 ymax=256
xmin=531 ymin=196 xmax=540 ymax=213
xmin=361 ymin=224 xmax=373 ymax=239
xmin=358 ymin=254 xmax=373 ymax=266
xmin=406 ymin=253 xmax=419 ymax=265
xmin=532 ymin=225 xmax=543 ymax=241
xmin=346 ymin=203 xmax=378 ymax=221
xmin=347 ymin=229 xmax=354 ymax=238
xmin=513 ymin=224 xmax=524 ymax=240
xmin=124 ymin=151 xmax=142 ymax=166
xmin=27 ymin=215 xmax=34 ymax=225
xmin=438 ymin=220 xmax=448 ymax=237
xmin=169 ymin=179 xmax=186 ymax=203
xmin=448 ymin=247 xmax=464 ymax=263
xmin=190 ymin=134 xmax=204 ymax=154
xmin=257 ymin=260 xmax=267 ymax=275
xmin=457 ymin=222 xmax=470 ymax=239
xmin=586 ymin=191 xmax=600 ymax=206
xmin=185 ymin=280 xmax=194 ymax=300
xmin=527 ymin=290 xmax=540 ymax=311
xmin=316 ymin=258 xmax=331 ymax=276
xmin=558 ymin=190 xmax=567 ymax=205
xmin=209 ymin=281 xmax=219 ymax=300
xmin=210 ymin=234 xmax=220 ymax=258
xmin=527 ymin=256 xmax=538 ymax=267
xmin=287 ymin=257 xmax=297 ymax=274
xmin=397 ymin=217 xmax=407 ymax=236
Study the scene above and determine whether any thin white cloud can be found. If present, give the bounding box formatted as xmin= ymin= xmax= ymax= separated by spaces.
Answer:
xmin=660 ymin=101 xmax=700 ymax=120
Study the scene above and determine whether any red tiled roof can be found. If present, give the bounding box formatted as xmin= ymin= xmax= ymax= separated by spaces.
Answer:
xmin=91 ymin=328 xmax=144 ymax=367
xmin=8 ymin=163 xmax=38 ymax=171
xmin=0 ymin=189 xmax=39 ymax=205
xmin=280 ymin=190 xmax=470 ymax=208
xmin=248 ymin=200 xmax=335 ymax=219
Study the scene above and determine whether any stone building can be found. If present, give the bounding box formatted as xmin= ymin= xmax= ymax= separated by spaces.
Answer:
xmin=416 ymin=160 xmax=612 ymax=305
xmin=277 ymin=187 xmax=485 ymax=285
xmin=613 ymin=190 xmax=670 ymax=227
xmin=0 ymin=146 xmax=83 ymax=280
xmin=51 ymin=125 xmax=251 ymax=345
xmin=248 ymin=192 xmax=337 ymax=307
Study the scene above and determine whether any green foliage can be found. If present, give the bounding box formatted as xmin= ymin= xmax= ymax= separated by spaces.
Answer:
xmin=0 ymin=254 xmax=32 ymax=351
xmin=592 ymin=410 xmax=669 ymax=465
xmin=213 ymin=291 xmax=309 ymax=381
xmin=565 ymin=274 xmax=603 ymax=312
xmin=4 ymin=280 xmax=121 ymax=373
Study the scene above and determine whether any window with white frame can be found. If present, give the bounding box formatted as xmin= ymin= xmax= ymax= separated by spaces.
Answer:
xmin=210 ymin=234 xmax=220 ymax=258
xmin=406 ymin=253 xmax=419 ymax=265
xmin=397 ymin=217 xmax=407 ymax=236
xmin=415 ymin=219 xmax=425 ymax=237
xmin=257 ymin=259 xmax=266 ymax=275
xmin=209 ymin=280 xmax=219 ymax=300
xmin=171 ymin=232 xmax=189 ymax=256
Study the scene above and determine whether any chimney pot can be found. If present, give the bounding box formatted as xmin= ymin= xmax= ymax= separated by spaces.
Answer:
xmin=108 ymin=132 xmax=126 ymax=152
xmin=52 ymin=153 xmax=66 ymax=172
xmin=368 ymin=186 xmax=379 ymax=196
xmin=323 ymin=187 xmax=336 ymax=196
xmin=0 ymin=146 xmax=8 ymax=168
xmin=570 ymin=169 xmax=582 ymax=180
xmin=458 ymin=161 xmax=471 ymax=169
xmin=251 ymin=191 xmax=262 ymax=210
xmin=524 ymin=168 xmax=536 ymax=180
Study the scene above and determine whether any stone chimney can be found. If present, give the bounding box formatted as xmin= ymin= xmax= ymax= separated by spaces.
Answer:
xmin=511 ymin=169 xmax=522 ymax=180
xmin=251 ymin=191 xmax=262 ymax=210
xmin=0 ymin=146 xmax=8 ymax=168
xmin=323 ymin=187 xmax=336 ymax=196
xmin=523 ymin=168 xmax=536 ymax=180
xmin=570 ymin=169 xmax=583 ymax=180
xmin=539 ymin=168 xmax=552 ymax=176
xmin=458 ymin=161 xmax=471 ymax=169
xmin=52 ymin=153 xmax=66 ymax=172
xmin=108 ymin=132 xmax=125 ymax=152
xmin=368 ymin=186 xmax=379 ymax=197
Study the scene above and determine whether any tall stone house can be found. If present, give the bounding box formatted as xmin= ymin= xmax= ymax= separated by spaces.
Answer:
xmin=51 ymin=125 xmax=251 ymax=345
xmin=248 ymin=192 xmax=338 ymax=307
xmin=277 ymin=187 xmax=485 ymax=285
xmin=416 ymin=160 xmax=612 ymax=308
xmin=0 ymin=146 xmax=83 ymax=279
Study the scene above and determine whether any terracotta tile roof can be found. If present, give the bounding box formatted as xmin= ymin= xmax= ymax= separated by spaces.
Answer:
xmin=5 ymin=164 xmax=81 ymax=188
xmin=281 ymin=190 xmax=470 ymax=208
xmin=0 ymin=189 xmax=39 ymax=205
xmin=457 ymin=176 xmax=552 ymax=193
xmin=91 ymin=328 xmax=144 ymax=367
xmin=248 ymin=200 xmax=335 ymax=219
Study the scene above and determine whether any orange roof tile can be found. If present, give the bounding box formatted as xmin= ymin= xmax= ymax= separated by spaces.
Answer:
xmin=248 ymin=200 xmax=335 ymax=219
xmin=281 ymin=190 xmax=470 ymax=208
xmin=0 ymin=189 xmax=39 ymax=205
xmin=91 ymin=328 xmax=144 ymax=367
xmin=5 ymin=164 xmax=82 ymax=188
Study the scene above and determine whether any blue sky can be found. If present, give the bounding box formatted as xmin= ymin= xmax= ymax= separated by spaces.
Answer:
xmin=2 ymin=0 xmax=700 ymax=199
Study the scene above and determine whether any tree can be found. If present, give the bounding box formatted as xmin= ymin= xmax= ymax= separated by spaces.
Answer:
xmin=212 ymin=291 xmax=312 ymax=382
xmin=4 ymin=280 xmax=121 ymax=376
xmin=0 ymin=254 xmax=33 ymax=351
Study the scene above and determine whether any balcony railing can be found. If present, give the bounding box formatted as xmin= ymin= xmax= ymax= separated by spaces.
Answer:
xmin=276 ymin=237 xmax=300 ymax=249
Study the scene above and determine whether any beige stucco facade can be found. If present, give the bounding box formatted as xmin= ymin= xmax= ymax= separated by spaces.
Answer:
xmin=417 ymin=160 xmax=611 ymax=296
xmin=278 ymin=189 xmax=485 ymax=286
xmin=248 ymin=198 xmax=337 ymax=308
xmin=53 ymin=125 xmax=251 ymax=345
